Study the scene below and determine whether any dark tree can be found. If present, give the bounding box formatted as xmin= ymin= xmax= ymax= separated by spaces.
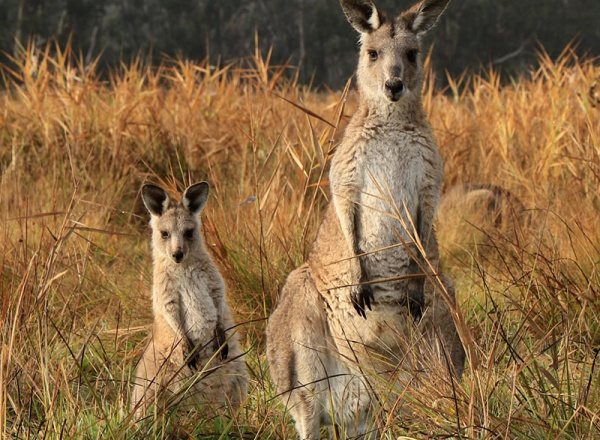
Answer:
xmin=1 ymin=0 xmax=599 ymax=87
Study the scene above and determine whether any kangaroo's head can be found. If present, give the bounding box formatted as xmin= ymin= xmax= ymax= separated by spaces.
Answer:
xmin=141 ymin=182 xmax=210 ymax=265
xmin=341 ymin=0 xmax=449 ymax=107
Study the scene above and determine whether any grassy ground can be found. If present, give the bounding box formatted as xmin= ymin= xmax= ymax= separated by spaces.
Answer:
xmin=1 ymin=41 xmax=599 ymax=439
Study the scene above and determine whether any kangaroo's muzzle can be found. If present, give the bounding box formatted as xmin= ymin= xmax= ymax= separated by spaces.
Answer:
xmin=385 ymin=78 xmax=404 ymax=101
xmin=172 ymin=250 xmax=184 ymax=263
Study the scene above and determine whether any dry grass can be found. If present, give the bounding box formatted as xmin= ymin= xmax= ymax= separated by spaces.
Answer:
xmin=1 ymin=40 xmax=599 ymax=439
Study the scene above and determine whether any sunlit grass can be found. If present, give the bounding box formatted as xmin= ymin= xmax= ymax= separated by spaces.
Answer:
xmin=1 ymin=40 xmax=599 ymax=438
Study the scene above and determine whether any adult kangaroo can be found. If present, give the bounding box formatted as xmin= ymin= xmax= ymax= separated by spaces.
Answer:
xmin=266 ymin=0 xmax=464 ymax=438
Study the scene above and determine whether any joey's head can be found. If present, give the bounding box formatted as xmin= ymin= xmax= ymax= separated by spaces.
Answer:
xmin=141 ymin=182 xmax=210 ymax=265
xmin=340 ymin=0 xmax=449 ymax=106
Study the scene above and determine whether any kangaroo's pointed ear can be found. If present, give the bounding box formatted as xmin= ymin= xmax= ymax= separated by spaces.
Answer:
xmin=183 ymin=182 xmax=210 ymax=215
xmin=403 ymin=0 xmax=449 ymax=35
xmin=142 ymin=184 xmax=170 ymax=217
xmin=340 ymin=0 xmax=382 ymax=33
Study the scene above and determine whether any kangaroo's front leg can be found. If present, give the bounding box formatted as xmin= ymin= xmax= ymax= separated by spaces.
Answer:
xmin=406 ymin=185 xmax=439 ymax=319
xmin=154 ymin=284 xmax=192 ymax=366
xmin=210 ymin=284 xmax=229 ymax=360
xmin=332 ymin=183 xmax=373 ymax=319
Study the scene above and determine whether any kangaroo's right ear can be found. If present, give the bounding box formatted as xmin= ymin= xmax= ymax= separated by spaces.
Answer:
xmin=183 ymin=181 xmax=210 ymax=215
xmin=141 ymin=184 xmax=170 ymax=217
xmin=403 ymin=0 xmax=450 ymax=35
xmin=340 ymin=0 xmax=382 ymax=33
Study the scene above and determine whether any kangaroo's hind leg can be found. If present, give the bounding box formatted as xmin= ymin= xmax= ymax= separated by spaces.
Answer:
xmin=267 ymin=264 xmax=336 ymax=439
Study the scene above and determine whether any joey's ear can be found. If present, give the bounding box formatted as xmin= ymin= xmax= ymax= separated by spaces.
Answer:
xmin=141 ymin=184 xmax=170 ymax=217
xmin=183 ymin=181 xmax=210 ymax=215
xmin=403 ymin=0 xmax=449 ymax=35
xmin=340 ymin=0 xmax=382 ymax=33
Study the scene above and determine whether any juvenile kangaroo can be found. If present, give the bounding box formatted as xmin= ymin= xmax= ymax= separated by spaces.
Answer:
xmin=131 ymin=182 xmax=248 ymax=420
xmin=267 ymin=0 xmax=464 ymax=438
xmin=438 ymin=182 xmax=526 ymax=230
xmin=437 ymin=182 xmax=528 ymax=255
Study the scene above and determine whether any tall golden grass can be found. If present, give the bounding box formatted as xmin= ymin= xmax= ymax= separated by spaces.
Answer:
xmin=1 ymin=40 xmax=599 ymax=438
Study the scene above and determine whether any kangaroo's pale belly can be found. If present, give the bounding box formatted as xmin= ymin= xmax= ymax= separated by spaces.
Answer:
xmin=356 ymin=139 xmax=424 ymax=293
xmin=179 ymin=268 xmax=218 ymax=343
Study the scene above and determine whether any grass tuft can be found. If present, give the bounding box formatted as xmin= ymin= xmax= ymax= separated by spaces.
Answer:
xmin=1 ymin=40 xmax=599 ymax=438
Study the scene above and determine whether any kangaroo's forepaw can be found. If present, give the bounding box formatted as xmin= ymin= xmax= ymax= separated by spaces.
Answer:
xmin=221 ymin=343 xmax=229 ymax=360
xmin=188 ymin=356 xmax=199 ymax=370
xmin=407 ymin=282 xmax=425 ymax=321
xmin=185 ymin=340 xmax=200 ymax=370
xmin=215 ymin=325 xmax=229 ymax=360
xmin=351 ymin=283 xmax=374 ymax=319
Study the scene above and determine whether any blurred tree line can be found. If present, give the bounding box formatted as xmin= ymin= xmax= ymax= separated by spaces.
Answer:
xmin=1 ymin=0 xmax=599 ymax=87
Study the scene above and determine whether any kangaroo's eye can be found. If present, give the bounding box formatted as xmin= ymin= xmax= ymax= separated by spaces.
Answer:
xmin=406 ymin=49 xmax=418 ymax=63
xmin=367 ymin=50 xmax=378 ymax=62
xmin=184 ymin=229 xmax=194 ymax=240
xmin=160 ymin=231 xmax=169 ymax=239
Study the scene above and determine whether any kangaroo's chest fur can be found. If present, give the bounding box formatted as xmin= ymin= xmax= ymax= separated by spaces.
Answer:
xmin=154 ymin=259 xmax=219 ymax=345
xmin=177 ymin=265 xmax=218 ymax=341
xmin=307 ymin=108 xmax=443 ymax=352
xmin=358 ymin=129 xmax=430 ymax=245
xmin=334 ymin=111 xmax=441 ymax=295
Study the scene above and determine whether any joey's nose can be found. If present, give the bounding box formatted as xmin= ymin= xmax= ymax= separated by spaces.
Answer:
xmin=172 ymin=250 xmax=184 ymax=263
xmin=385 ymin=78 xmax=404 ymax=101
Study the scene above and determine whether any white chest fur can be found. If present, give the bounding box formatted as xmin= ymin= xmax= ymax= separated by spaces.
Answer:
xmin=177 ymin=266 xmax=218 ymax=342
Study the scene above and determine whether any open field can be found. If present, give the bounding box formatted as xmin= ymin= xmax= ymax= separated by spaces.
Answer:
xmin=1 ymin=42 xmax=600 ymax=439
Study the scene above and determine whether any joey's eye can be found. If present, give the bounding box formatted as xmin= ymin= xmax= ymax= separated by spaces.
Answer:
xmin=160 ymin=231 xmax=169 ymax=239
xmin=406 ymin=49 xmax=418 ymax=63
xmin=184 ymin=229 xmax=194 ymax=240
xmin=367 ymin=50 xmax=378 ymax=62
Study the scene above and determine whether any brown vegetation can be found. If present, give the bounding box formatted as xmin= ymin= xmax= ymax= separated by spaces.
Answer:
xmin=1 ymin=41 xmax=599 ymax=438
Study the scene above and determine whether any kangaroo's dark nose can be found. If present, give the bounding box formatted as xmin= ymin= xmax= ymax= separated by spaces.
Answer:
xmin=172 ymin=250 xmax=184 ymax=263
xmin=385 ymin=78 xmax=404 ymax=101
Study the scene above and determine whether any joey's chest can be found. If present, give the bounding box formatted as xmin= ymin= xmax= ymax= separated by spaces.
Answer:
xmin=159 ymin=267 xmax=216 ymax=315
xmin=177 ymin=270 xmax=213 ymax=306
xmin=176 ymin=272 xmax=218 ymax=336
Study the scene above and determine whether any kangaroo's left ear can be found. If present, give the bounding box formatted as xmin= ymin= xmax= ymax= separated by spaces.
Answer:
xmin=402 ymin=0 xmax=450 ymax=35
xmin=142 ymin=184 xmax=170 ymax=217
xmin=183 ymin=181 xmax=210 ymax=215
xmin=340 ymin=0 xmax=382 ymax=33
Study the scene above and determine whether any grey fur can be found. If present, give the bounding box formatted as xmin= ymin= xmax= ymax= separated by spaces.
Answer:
xmin=267 ymin=1 xmax=464 ymax=438
xmin=131 ymin=182 xmax=248 ymax=420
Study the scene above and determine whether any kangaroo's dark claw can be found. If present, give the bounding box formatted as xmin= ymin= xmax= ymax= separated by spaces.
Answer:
xmin=215 ymin=324 xmax=229 ymax=360
xmin=221 ymin=343 xmax=229 ymax=360
xmin=407 ymin=288 xmax=424 ymax=320
xmin=351 ymin=284 xmax=374 ymax=319
xmin=185 ymin=339 xmax=200 ymax=370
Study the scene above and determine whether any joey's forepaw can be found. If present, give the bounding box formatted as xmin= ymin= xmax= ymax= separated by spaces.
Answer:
xmin=187 ymin=355 xmax=200 ymax=370
xmin=351 ymin=284 xmax=374 ymax=319
xmin=220 ymin=343 xmax=229 ymax=360
xmin=185 ymin=340 xmax=201 ymax=370
xmin=215 ymin=325 xmax=229 ymax=360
